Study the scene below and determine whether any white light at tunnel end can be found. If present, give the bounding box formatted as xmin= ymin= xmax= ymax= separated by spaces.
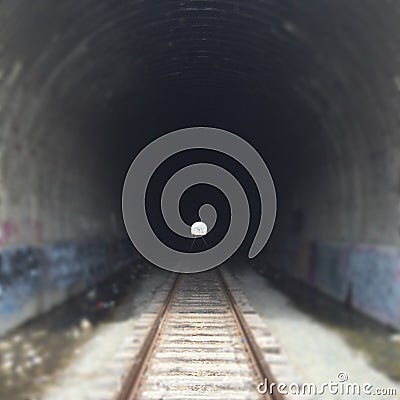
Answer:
xmin=122 ymin=127 xmax=277 ymax=274
xmin=191 ymin=221 xmax=208 ymax=236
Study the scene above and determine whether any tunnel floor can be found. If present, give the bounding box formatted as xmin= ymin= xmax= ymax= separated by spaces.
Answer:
xmin=230 ymin=262 xmax=400 ymax=394
xmin=0 ymin=262 xmax=167 ymax=400
xmin=253 ymin=264 xmax=400 ymax=382
xmin=0 ymin=262 xmax=398 ymax=400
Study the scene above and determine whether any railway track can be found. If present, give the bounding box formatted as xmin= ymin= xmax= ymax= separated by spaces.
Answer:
xmin=112 ymin=270 xmax=294 ymax=400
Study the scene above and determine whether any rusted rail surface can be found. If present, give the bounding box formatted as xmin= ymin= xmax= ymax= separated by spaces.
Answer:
xmin=116 ymin=274 xmax=182 ymax=400
xmin=218 ymin=270 xmax=286 ymax=400
xmin=115 ymin=270 xmax=288 ymax=400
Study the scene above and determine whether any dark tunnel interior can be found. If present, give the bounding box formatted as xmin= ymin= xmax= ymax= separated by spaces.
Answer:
xmin=1 ymin=0 xmax=400 ymax=352
xmin=2 ymin=1 xmax=400 ymax=398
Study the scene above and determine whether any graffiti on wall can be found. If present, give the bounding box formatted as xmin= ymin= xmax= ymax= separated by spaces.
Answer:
xmin=0 ymin=247 xmax=42 ymax=315
xmin=286 ymin=240 xmax=400 ymax=328
xmin=348 ymin=246 xmax=400 ymax=324
xmin=0 ymin=219 xmax=43 ymax=246
xmin=0 ymin=239 xmax=134 ymax=335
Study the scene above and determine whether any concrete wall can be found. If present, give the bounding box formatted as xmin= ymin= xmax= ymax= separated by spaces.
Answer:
xmin=0 ymin=1 xmax=128 ymax=335
xmin=274 ymin=240 xmax=400 ymax=329
xmin=2 ymin=0 xmax=400 ymax=332
xmin=0 ymin=239 xmax=135 ymax=335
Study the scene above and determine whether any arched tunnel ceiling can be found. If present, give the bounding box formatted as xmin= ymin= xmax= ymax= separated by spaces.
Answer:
xmin=1 ymin=0 xmax=400 ymax=247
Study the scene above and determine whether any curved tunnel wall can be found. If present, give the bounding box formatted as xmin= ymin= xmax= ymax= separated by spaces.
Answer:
xmin=0 ymin=0 xmax=400 ymax=332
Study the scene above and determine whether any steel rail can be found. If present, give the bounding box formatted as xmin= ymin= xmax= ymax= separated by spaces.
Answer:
xmin=115 ymin=274 xmax=181 ymax=400
xmin=217 ymin=269 xmax=285 ymax=400
xmin=117 ymin=270 xmax=285 ymax=400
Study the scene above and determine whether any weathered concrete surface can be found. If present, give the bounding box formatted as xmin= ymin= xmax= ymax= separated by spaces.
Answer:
xmin=0 ymin=240 xmax=135 ymax=335
xmin=265 ymin=240 xmax=400 ymax=329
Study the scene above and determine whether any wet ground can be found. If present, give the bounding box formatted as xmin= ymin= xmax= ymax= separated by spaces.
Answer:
xmin=253 ymin=263 xmax=400 ymax=382
xmin=231 ymin=262 xmax=399 ymax=399
xmin=1 ymin=260 xmax=399 ymax=400
xmin=0 ymin=262 xmax=154 ymax=400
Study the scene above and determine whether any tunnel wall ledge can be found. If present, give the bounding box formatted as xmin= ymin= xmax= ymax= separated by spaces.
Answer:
xmin=0 ymin=238 xmax=136 ymax=336
xmin=266 ymin=240 xmax=400 ymax=330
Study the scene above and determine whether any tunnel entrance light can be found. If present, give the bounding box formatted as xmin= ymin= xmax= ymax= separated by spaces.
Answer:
xmin=191 ymin=221 xmax=208 ymax=236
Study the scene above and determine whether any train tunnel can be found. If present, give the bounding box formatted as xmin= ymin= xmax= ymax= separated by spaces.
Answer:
xmin=0 ymin=1 xmax=400 ymax=398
